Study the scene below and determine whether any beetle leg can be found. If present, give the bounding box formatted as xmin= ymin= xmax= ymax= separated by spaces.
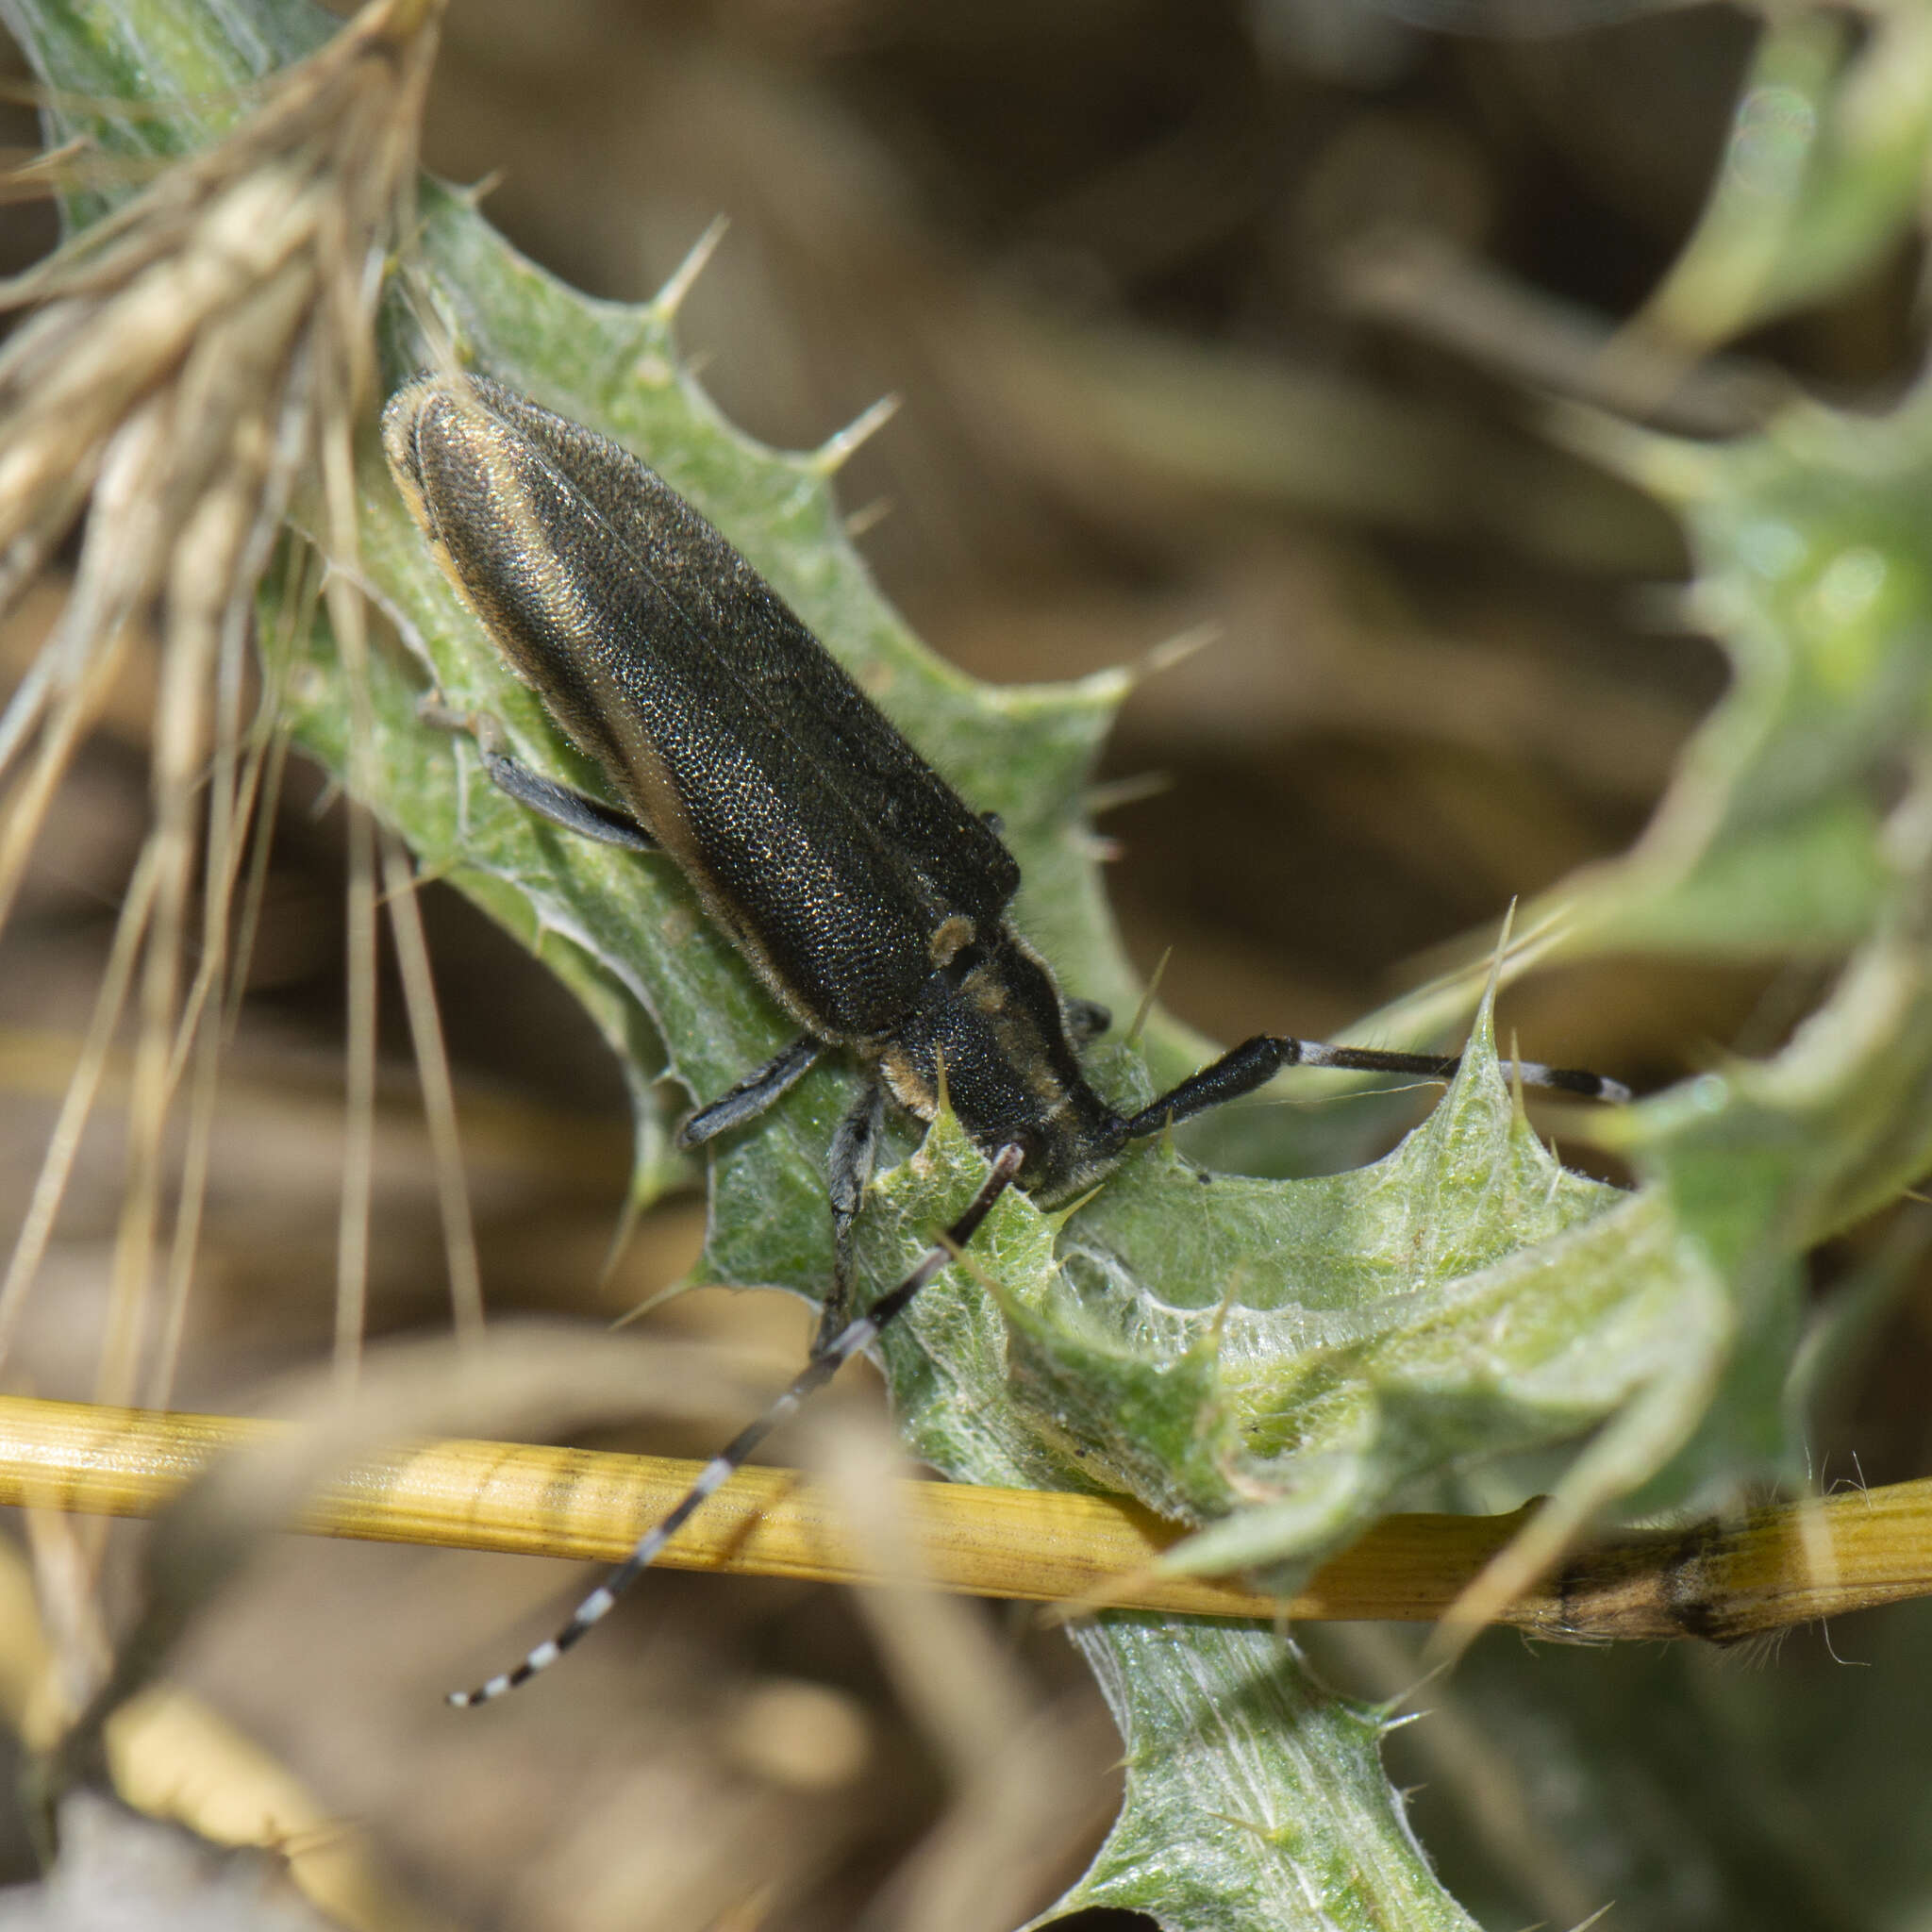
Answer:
xmin=677 ymin=1035 xmax=824 ymax=1149
xmin=476 ymin=751 xmax=658 ymax=851
xmin=823 ymin=1081 xmax=887 ymax=1346
xmin=420 ymin=696 xmax=658 ymax=852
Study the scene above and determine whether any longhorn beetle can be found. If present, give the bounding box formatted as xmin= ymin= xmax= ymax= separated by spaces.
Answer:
xmin=380 ymin=372 xmax=1627 ymax=1707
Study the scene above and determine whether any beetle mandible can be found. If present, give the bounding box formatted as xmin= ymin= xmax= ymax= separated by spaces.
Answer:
xmin=380 ymin=372 xmax=1626 ymax=1705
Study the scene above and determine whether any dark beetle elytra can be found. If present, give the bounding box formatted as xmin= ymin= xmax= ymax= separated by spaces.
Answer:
xmin=380 ymin=372 xmax=1627 ymax=1706
xmin=383 ymin=374 xmax=1120 ymax=1203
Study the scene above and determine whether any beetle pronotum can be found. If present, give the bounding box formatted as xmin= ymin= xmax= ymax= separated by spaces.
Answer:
xmin=380 ymin=372 xmax=1627 ymax=1706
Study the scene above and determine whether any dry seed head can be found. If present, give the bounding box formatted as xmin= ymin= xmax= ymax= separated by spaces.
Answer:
xmin=0 ymin=0 xmax=439 ymax=658
xmin=0 ymin=0 xmax=442 ymax=1413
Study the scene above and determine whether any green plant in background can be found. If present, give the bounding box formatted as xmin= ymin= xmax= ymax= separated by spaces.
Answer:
xmin=5 ymin=0 xmax=1932 ymax=1928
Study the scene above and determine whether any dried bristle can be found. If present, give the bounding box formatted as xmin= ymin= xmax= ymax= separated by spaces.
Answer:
xmin=0 ymin=0 xmax=443 ymax=1431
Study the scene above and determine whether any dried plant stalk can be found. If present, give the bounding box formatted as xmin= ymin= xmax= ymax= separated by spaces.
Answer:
xmin=0 ymin=1392 xmax=1926 ymax=1641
